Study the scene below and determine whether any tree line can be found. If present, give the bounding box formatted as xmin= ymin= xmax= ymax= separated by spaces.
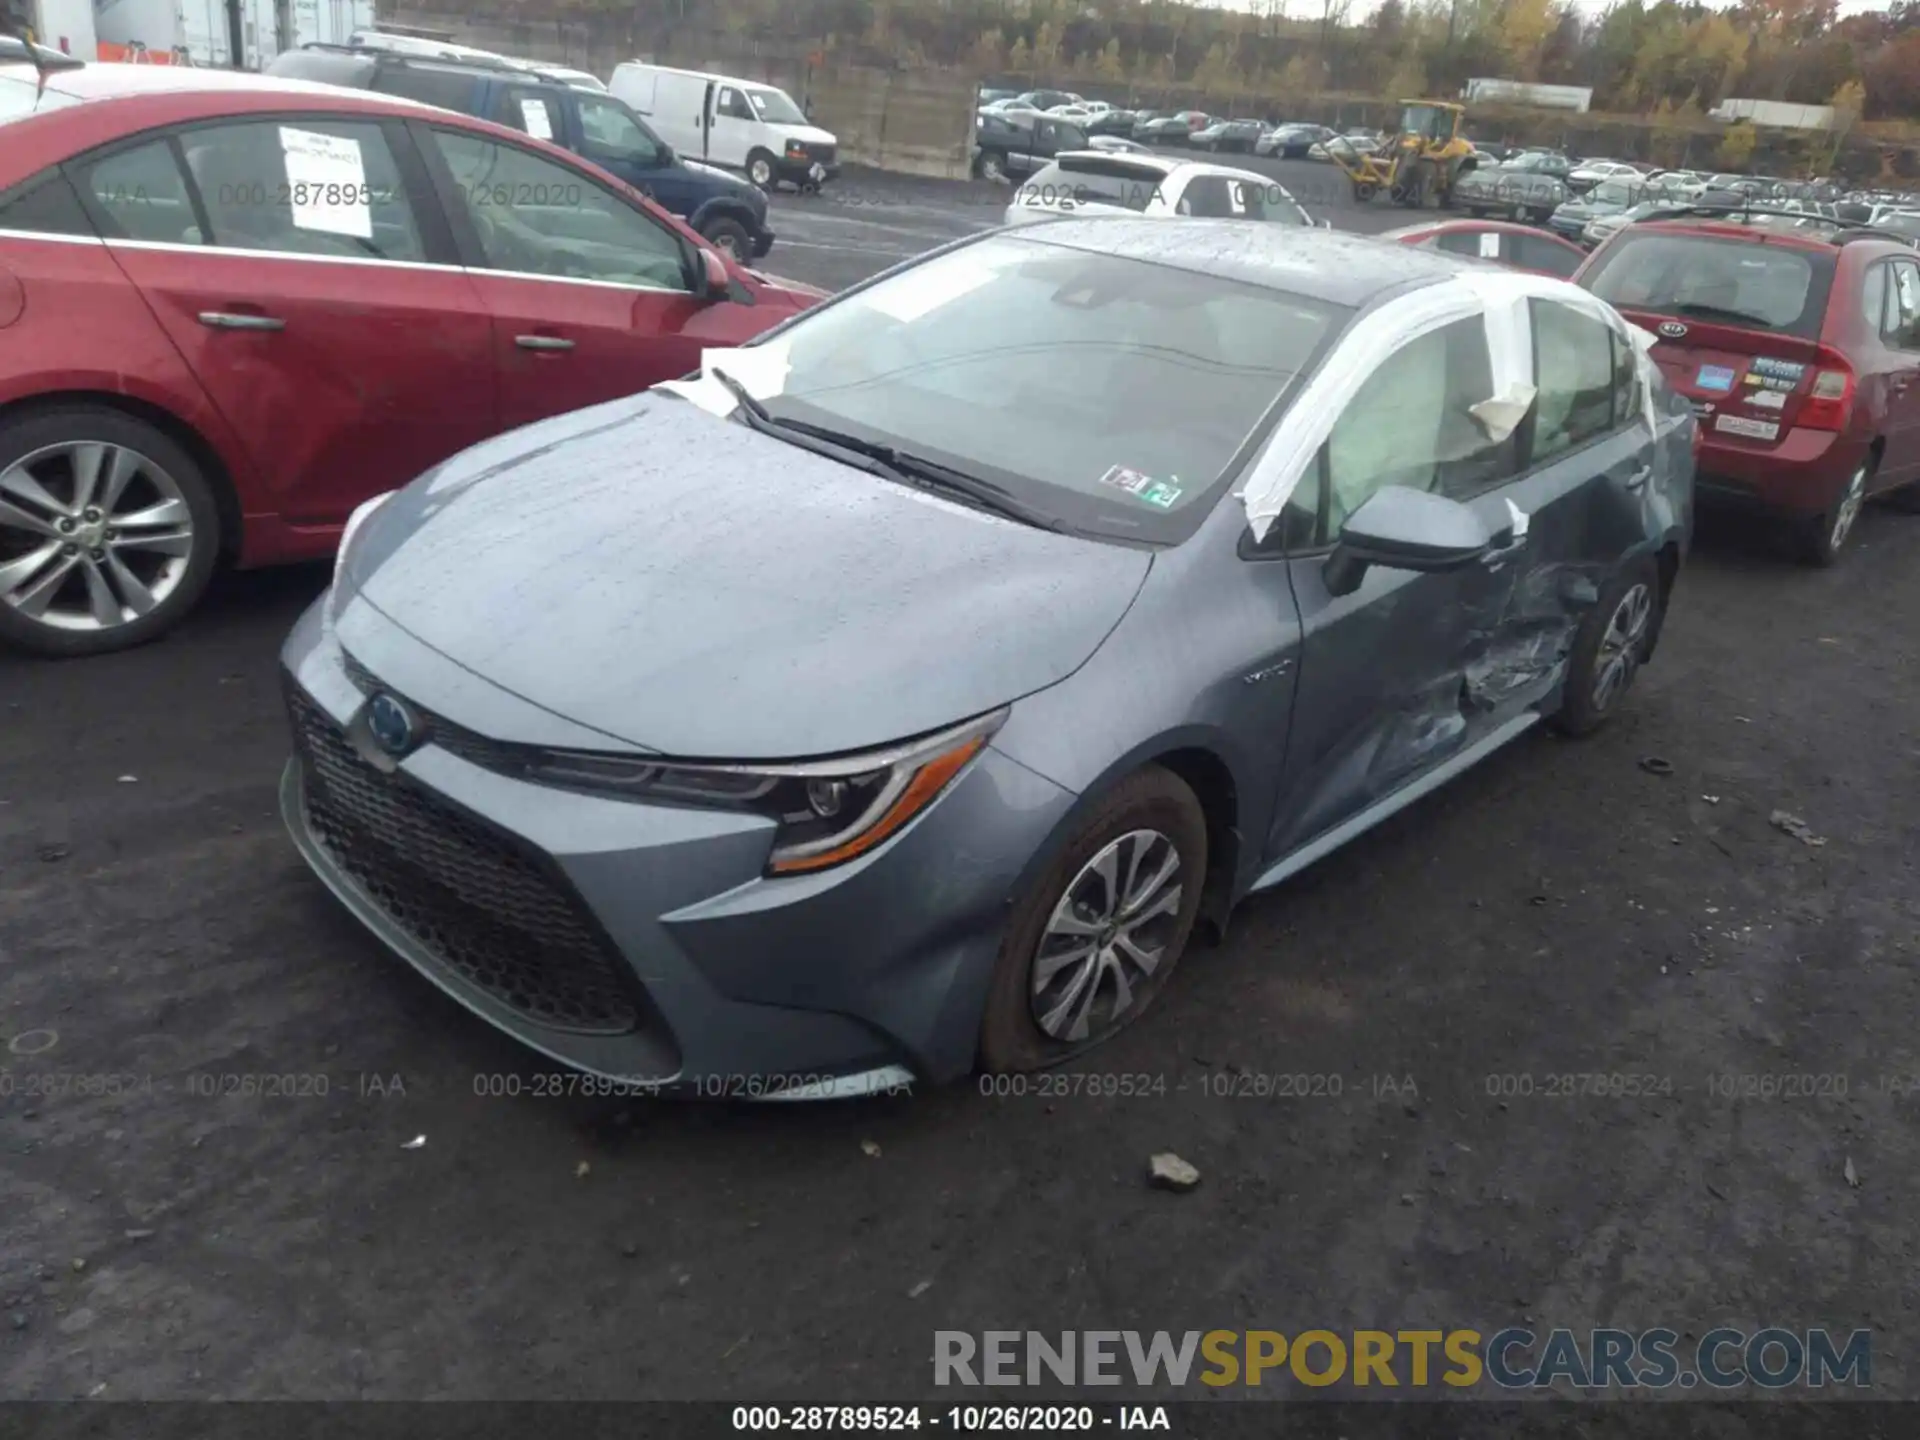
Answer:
xmin=531 ymin=0 xmax=1920 ymax=124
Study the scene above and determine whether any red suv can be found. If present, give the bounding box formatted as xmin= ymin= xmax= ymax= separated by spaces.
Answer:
xmin=1576 ymin=213 xmax=1920 ymax=564
xmin=0 ymin=63 xmax=823 ymax=655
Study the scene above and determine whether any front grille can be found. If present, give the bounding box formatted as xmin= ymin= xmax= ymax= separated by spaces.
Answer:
xmin=807 ymin=142 xmax=837 ymax=166
xmin=289 ymin=684 xmax=642 ymax=1035
xmin=339 ymin=649 xmax=528 ymax=776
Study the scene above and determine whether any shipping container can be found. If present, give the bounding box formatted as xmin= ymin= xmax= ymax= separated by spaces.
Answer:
xmin=94 ymin=0 xmax=373 ymax=68
xmin=1709 ymin=98 xmax=1836 ymax=131
xmin=1463 ymin=78 xmax=1593 ymax=113
xmin=24 ymin=0 xmax=99 ymax=58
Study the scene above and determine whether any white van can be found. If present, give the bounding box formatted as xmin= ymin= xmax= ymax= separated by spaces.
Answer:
xmin=610 ymin=62 xmax=839 ymax=191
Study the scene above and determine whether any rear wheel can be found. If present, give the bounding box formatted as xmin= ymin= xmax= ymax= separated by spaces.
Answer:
xmin=979 ymin=766 xmax=1206 ymax=1073
xmin=1798 ymin=458 xmax=1870 ymax=566
xmin=978 ymin=150 xmax=1010 ymax=183
xmin=0 ymin=406 xmax=220 ymax=657
xmin=1552 ymin=557 xmax=1662 ymax=737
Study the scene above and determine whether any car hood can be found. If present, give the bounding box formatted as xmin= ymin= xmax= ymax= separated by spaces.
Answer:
xmin=683 ymin=158 xmax=764 ymax=202
xmin=774 ymin=122 xmax=837 ymax=146
xmin=344 ymin=395 xmax=1153 ymax=760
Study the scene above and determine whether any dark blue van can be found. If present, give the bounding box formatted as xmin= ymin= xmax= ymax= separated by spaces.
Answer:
xmin=265 ymin=44 xmax=775 ymax=260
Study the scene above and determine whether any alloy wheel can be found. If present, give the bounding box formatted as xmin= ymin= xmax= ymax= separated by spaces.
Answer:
xmin=1591 ymin=582 xmax=1653 ymax=712
xmin=1828 ymin=464 xmax=1867 ymax=553
xmin=0 ymin=440 xmax=195 ymax=634
xmin=749 ymin=157 xmax=773 ymax=189
xmin=1030 ymin=829 xmax=1183 ymax=1043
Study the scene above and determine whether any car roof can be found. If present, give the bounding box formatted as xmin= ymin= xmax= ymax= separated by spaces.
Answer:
xmin=1006 ymin=217 xmax=1483 ymax=308
xmin=0 ymin=61 xmax=434 ymax=106
xmin=1624 ymin=216 xmax=1906 ymax=258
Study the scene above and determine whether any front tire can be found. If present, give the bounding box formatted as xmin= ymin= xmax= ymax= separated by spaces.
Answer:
xmin=0 ymin=405 xmax=220 ymax=658
xmin=979 ymin=766 xmax=1207 ymax=1073
xmin=700 ymin=215 xmax=751 ymax=261
xmin=746 ymin=150 xmax=777 ymax=191
xmin=1552 ymin=556 xmax=1662 ymax=737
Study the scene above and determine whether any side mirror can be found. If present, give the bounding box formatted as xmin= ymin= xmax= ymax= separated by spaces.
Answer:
xmin=660 ymin=144 xmax=676 ymax=164
xmin=699 ymin=248 xmax=731 ymax=299
xmin=1323 ymin=486 xmax=1494 ymax=597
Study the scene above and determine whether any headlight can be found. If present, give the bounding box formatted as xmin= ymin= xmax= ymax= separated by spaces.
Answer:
xmin=524 ymin=708 xmax=1007 ymax=875
xmin=335 ymin=490 xmax=396 ymax=584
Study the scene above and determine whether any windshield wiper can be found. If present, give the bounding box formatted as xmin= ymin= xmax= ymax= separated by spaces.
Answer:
xmin=707 ymin=369 xmax=1063 ymax=532
xmin=1670 ymin=302 xmax=1777 ymax=329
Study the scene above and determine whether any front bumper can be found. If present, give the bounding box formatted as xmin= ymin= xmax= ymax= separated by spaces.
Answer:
xmin=277 ymin=597 xmax=1075 ymax=1093
xmin=751 ymin=224 xmax=775 ymax=258
xmin=776 ymin=152 xmax=839 ymax=186
xmin=1693 ymin=426 xmax=1866 ymax=519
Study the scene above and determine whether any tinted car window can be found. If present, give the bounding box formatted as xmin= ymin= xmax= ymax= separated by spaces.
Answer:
xmin=431 ymin=128 xmax=688 ymax=290
xmin=577 ymin=93 xmax=664 ymax=164
xmin=1023 ymin=162 xmax=1155 ymax=211
xmin=1530 ymin=299 xmax=1617 ymax=461
xmin=179 ymin=120 xmax=425 ymax=262
xmin=1889 ymin=260 xmax=1920 ymax=347
xmin=1511 ymin=232 xmax=1581 ymax=277
xmin=1176 ymin=174 xmax=1306 ymax=224
xmin=1433 ymin=228 xmax=1497 ymax=259
xmin=1581 ymin=232 xmax=1829 ymax=339
xmin=0 ymin=170 xmax=94 ymax=236
xmin=76 ymin=139 xmax=203 ymax=245
xmin=368 ymin=63 xmax=478 ymax=113
xmin=761 ymin=234 xmax=1347 ymax=544
xmin=492 ymin=87 xmax=565 ymax=143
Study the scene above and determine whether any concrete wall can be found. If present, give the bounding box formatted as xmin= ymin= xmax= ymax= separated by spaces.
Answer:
xmin=384 ymin=6 xmax=977 ymax=179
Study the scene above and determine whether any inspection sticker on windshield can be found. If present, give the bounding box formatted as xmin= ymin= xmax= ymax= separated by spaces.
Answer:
xmin=1098 ymin=465 xmax=1154 ymax=495
xmin=278 ymin=127 xmax=373 ymax=239
xmin=1139 ymin=482 xmax=1183 ymax=509
xmin=1715 ymin=414 xmax=1779 ymax=442
xmin=1695 ymin=364 xmax=1736 ymax=392
xmin=1751 ymin=357 xmax=1807 ymax=382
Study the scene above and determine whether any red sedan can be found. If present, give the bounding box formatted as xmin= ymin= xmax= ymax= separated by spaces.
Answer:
xmin=0 ymin=63 xmax=823 ymax=655
xmin=1379 ymin=219 xmax=1586 ymax=279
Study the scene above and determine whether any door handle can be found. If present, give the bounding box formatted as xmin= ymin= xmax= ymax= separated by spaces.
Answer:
xmin=514 ymin=335 xmax=575 ymax=352
xmin=198 ymin=310 xmax=284 ymax=331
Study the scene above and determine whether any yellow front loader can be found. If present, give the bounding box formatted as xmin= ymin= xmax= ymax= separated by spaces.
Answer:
xmin=1328 ymin=101 xmax=1478 ymax=209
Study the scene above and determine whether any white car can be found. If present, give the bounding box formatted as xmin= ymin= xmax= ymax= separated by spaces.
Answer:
xmin=1569 ymin=159 xmax=1641 ymax=191
xmin=1004 ymin=153 xmax=1318 ymax=228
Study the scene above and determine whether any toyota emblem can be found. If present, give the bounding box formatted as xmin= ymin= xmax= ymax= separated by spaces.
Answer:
xmin=1657 ymin=321 xmax=1688 ymax=339
xmin=366 ymin=692 xmax=419 ymax=757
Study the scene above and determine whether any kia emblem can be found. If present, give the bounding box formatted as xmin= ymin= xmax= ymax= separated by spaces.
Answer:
xmin=1658 ymin=321 xmax=1688 ymax=339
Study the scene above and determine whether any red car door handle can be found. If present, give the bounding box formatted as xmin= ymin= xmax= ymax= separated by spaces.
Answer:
xmin=514 ymin=335 xmax=575 ymax=352
xmin=198 ymin=311 xmax=284 ymax=332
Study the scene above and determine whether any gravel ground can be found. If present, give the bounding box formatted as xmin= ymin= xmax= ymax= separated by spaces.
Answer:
xmin=2 ymin=153 xmax=1917 ymax=1403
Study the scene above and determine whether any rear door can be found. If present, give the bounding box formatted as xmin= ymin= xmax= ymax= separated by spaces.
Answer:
xmin=486 ymin=83 xmax=568 ymax=149
xmin=1582 ymin=228 xmax=1832 ymax=451
xmin=418 ymin=123 xmax=734 ymax=431
xmin=72 ymin=116 xmax=496 ymax=528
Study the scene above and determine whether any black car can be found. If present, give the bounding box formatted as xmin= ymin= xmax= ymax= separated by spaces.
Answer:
xmin=1189 ymin=119 xmax=1266 ymax=154
xmin=973 ymin=109 xmax=1091 ymax=182
xmin=1258 ymin=123 xmax=1335 ymax=159
xmin=1085 ymin=108 xmax=1138 ymax=137
xmin=265 ymin=43 xmax=775 ymax=260
xmin=1136 ymin=111 xmax=1210 ymax=145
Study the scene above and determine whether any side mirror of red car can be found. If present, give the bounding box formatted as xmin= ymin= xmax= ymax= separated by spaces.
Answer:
xmin=700 ymin=248 xmax=732 ymax=300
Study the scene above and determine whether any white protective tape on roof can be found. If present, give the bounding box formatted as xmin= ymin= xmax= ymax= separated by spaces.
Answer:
xmin=1237 ymin=269 xmax=1660 ymax=543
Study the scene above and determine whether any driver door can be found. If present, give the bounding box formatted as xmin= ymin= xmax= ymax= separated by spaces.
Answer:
xmin=419 ymin=124 xmax=714 ymax=432
xmin=1262 ymin=313 xmax=1531 ymax=860
xmin=705 ymin=84 xmax=756 ymax=168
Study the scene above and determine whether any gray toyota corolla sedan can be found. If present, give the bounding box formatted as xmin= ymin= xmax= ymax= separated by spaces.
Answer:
xmin=280 ymin=220 xmax=1694 ymax=1097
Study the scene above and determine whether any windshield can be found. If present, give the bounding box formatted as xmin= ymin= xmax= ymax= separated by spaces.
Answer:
xmin=744 ymin=85 xmax=806 ymax=125
xmin=1582 ymin=232 xmax=1829 ymax=338
xmin=730 ymin=234 xmax=1347 ymax=543
xmin=1591 ymin=179 xmax=1639 ymax=207
xmin=0 ymin=73 xmax=82 ymax=124
xmin=1401 ymin=105 xmax=1449 ymax=139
